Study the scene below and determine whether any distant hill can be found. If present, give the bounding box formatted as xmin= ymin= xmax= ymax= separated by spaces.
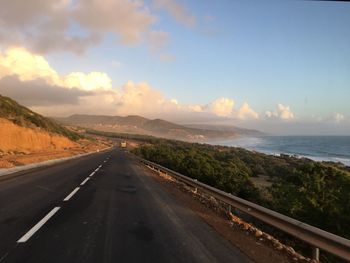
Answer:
xmin=0 ymin=94 xmax=80 ymax=141
xmin=55 ymin=114 xmax=262 ymax=141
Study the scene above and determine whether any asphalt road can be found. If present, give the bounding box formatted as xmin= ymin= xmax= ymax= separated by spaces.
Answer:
xmin=0 ymin=148 xmax=251 ymax=263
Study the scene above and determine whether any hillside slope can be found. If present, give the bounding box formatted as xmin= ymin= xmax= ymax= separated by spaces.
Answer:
xmin=0 ymin=118 xmax=77 ymax=153
xmin=0 ymin=95 xmax=111 ymax=168
xmin=0 ymin=95 xmax=80 ymax=141
xmin=55 ymin=114 xmax=256 ymax=141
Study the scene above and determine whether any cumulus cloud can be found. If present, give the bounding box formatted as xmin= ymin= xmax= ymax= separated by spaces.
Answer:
xmin=0 ymin=47 xmax=260 ymax=121
xmin=206 ymin=97 xmax=234 ymax=117
xmin=333 ymin=113 xmax=345 ymax=123
xmin=0 ymin=47 xmax=179 ymax=116
xmin=0 ymin=47 xmax=113 ymax=91
xmin=237 ymin=102 xmax=259 ymax=120
xmin=0 ymin=0 xmax=163 ymax=53
xmin=265 ymin=103 xmax=295 ymax=120
xmin=62 ymin=72 xmax=113 ymax=91
xmin=0 ymin=47 xmax=59 ymax=83
xmin=153 ymin=0 xmax=196 ymax=27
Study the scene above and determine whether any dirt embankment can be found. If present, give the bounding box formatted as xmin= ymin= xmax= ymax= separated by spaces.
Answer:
xmin=0 ymin=118 xmax=77 ymax=153
xmin=0 ymin=118 xmax=111 ymax=168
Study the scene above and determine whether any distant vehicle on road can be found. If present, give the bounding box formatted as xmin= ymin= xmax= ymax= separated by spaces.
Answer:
xmin=120 ymin=141 xmax=127 ymax=148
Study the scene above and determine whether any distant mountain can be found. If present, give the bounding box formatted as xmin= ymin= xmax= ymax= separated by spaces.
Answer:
xmin=0 ymin=94 xmax=80 ymax=141
xmin=55 ymin=114 xmax=262 ymax=141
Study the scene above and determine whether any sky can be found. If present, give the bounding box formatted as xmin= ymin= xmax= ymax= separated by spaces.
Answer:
xmin=0 ymin=0 xmax=349 ymax=135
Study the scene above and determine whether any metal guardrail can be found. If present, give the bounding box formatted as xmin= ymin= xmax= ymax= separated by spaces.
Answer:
xmin=139 ymin=157 xmax=350 ymax=262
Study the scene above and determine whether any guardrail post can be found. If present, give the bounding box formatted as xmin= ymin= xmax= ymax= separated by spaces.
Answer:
xmin=312 ymin=247 xmax=320 ymax=261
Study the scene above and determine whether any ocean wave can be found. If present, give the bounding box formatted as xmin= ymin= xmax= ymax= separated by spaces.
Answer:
xmin=206 ymin=136 xmax=350 ymax=167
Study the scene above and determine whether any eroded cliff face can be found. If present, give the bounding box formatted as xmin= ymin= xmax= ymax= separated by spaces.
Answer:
xmin=0 ymin=118 xmax=77 ymax=153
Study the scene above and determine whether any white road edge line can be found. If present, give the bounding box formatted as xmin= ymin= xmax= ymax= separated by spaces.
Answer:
xmin=99 ymin=165 xmax=102 ymax=168
xmin=17 ymin=207 xmax=61 ymax=243
xmin=63 ymin=187 xmax=80 ymax=201
xmin=80 ymin=177 xmax=90 ymax=186
xmin=89 ymin=172 xmax=95 ymax=177
xmin=94 ymin=168 xmax=99 ymax=172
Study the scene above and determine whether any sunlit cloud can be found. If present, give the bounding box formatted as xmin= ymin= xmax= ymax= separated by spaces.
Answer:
xmin=63 ymin=72 xmax=113 ymax=91
xmin=237 ymin=102 xmax=259 ymax=120
xmin=265 ymin=103 xmax=295 ymax=121
xmin=206 ymin=97 xmax=234 ymax=117
xmin=0 ymin=47 xmax=59 ymax=83
xmin=333 ymin=113 xmax=345 ymax=123
xmin=0 ymin=47 xmax=261 ymax=121
xmin=0 ymin=47 xmax=112 ymax=91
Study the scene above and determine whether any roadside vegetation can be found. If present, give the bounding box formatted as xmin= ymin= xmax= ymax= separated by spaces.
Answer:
xmin=89 ymin=130 xmax=350 ymax=240
xmin=88 ymin=130 xmax=350 ymax=261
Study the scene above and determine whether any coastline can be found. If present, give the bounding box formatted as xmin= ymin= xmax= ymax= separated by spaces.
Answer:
xmin=205 ymin=135 xmax=350 ymax=167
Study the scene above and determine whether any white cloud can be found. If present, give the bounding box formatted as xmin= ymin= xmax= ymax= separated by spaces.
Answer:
xmin=278 ymin=104 xmax=295 ymax=120
xmin=0 ymin=47 xmax=261 ymax=121
xmin=62 ymin=72 xmax=113 ymax=91
xmin=0 ymin=47 xmax=59 ymax=83
xmin=266 ymin=103 xmax=295 ymax=121
xmin=0 ymin=47 xmax=112 ymax=91
xmin=237 ymin=102 xmax=259 ymax=120
xmin=207 ymin=97 xmax=234 ymax=117
xmin=187 ymin=105 xmax=203 ymax=113
xmin=265 ymin=110 xmax=277 ymax=118
xmin=333 ymin=113 xmax=345 ymax=123
xmin=153 ymin=0 xmax=196 ymax=27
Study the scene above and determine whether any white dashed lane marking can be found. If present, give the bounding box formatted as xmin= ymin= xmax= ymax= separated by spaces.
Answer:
xmin=63 ymin=187 xmax=80 ymax=201
xmin=16 ymin=161 xmax=107 ymax=244
xmin=80 ymin=177 xmax=90 ymax=186
xmin=17 ymin=207 xmax=61 ymax=243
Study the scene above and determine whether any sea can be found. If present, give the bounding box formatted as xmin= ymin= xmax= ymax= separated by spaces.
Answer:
xmin=207 ymin=136 xmax=350 ymax=167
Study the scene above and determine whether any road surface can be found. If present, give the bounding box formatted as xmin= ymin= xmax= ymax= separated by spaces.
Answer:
xmin=0 ymin=148 xmax=251 ymax=263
